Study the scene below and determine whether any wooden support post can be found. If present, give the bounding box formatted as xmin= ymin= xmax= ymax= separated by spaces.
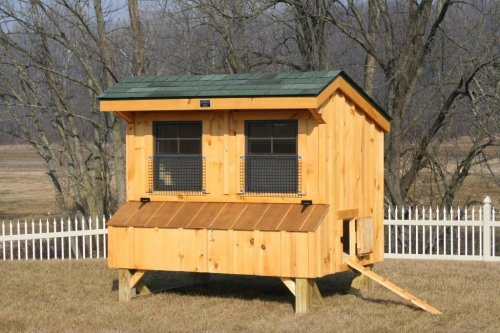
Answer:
xmin=282 ymin=278 xmax=322 ymax=308
xmin=136 ymin=281 xmax=151 ymax=296
xmin=312 ymin=281 xmax=324 ymax=305
xmin=118 ymin=269 xmax=136 ymax=301
xmin=295 ymin=278 xmax=313 ymax=314
xmin=280 ymin=277 xmax=296 ymax=296
xmin=129 ymin=270 xmax=146 ymax=289
xmin=119 ymin=269 xmax=150 ymax=301
xmin=350 ymin=264 xmax=374 ymax=295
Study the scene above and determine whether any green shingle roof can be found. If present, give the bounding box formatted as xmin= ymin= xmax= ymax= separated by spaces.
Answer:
xmin=98 ymin=71 xmax=342 ymax=100
xmin=97 ymin=70 xmax=391 ymax=121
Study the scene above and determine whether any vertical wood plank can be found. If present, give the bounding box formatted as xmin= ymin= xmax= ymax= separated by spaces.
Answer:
xmin=323 ymin=96 xmax=336 ymax=273
xmin=252 ymin=230 xmax=262 ymax=275
xmin=307 ymin=231 xmax=316 ymax=277
xmin=179 ymin=228 xmax=207 ymax=272
xmin=295 ymin=278 xmax=313 ymax=313
xmin=280 ymin=231 xmax=291 ymax=277
xmin=143 ymin=117 xmax=153 ymax=196
xmin=290 ymin=232 xmax=309 ymax=277
xmin=299 ymin=117 xmax=320 ymax=203
xmin=118 ymin=269 xmax=136 ymax=301
xmin=227 ymin=111 xmax=239 ymax=194
xmin=317 ymin=118 xmax=327 ymax=203
xmin=134 ymin=117 xmax=147 ymax=199
xmin=126 ymin=124 xmax=136 ymax=201
xmin=260 ymin=231 xmax=281 ymax=276
xmin=234 ymin=116 xmax=245 ymax=194
xmin=202 ymin=118 xmax=212 ymax=194
xmin=208 ymin=229 xmax=230 ymax=273
xmin=158 ymin=228 xmax=181 ymax=270
xmin=333 ymin=92 xmax=345 ymax=271
xmin=373 ymin=129 xmax=385 ymax=261
xmin=234 ymin=230 xmax=255 ymax=275
xmin=223 ymin=110 xmax=230 ymax=194
xmin=298 ymin=116 xmax=311 ymax=198
xmin=351 ymin=106 xmax=362 ymax=212
xmin=133 ymin=228 xmax=156 ymax=268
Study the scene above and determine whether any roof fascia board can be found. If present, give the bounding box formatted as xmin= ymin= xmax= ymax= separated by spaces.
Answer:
xmin=324 ymin=76 xmax=390 ymax=133
xmin=99 ymin=96 xmax=318 ymax=112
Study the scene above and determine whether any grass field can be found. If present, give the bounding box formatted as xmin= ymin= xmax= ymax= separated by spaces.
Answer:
xmin=0 ymin=259 xmax=499 ymax=332
xmin=0 ymin=145 xmax=59 ymax=220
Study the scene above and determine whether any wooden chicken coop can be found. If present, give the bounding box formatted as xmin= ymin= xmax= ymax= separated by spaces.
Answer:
xmin=98 ymin=70 xmax=393 ymax=313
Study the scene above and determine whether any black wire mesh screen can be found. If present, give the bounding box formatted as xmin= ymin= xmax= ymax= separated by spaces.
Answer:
xmin=240 ymin=156 xmax=301 ymax=196
xmin=148 ymin=156 xmax=205 ymax=195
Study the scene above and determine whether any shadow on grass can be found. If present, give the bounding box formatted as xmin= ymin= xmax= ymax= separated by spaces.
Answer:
xmin=111 ymin=270 xmax=424 ymax=312
xmin=112 ymin=270 xmax=361 ymax=304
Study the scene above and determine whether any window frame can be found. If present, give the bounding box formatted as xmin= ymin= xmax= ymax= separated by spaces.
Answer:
xmin=154 ymin=121 xmax=202 ymax=156
xmin=151 ymin=121 xmax=204 ymax=194
xmin=245 ymin=120 xmax=298 ymax=156
xmin=243 ymin=120 xmax=300 ymax=195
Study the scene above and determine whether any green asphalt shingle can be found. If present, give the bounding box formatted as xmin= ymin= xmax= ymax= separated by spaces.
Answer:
xmin=98 ymin=71 xmax=342 ymax=100
xmin=97 ymin=70 xmax=391 ymax=121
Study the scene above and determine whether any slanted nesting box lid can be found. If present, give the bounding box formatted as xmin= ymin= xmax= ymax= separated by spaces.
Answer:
xmin=108 ymin=201 xmax=329 ymax=232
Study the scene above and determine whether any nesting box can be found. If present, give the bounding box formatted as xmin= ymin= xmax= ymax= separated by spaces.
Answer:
xmin=98 ymin=71 xmax=391 ymax=312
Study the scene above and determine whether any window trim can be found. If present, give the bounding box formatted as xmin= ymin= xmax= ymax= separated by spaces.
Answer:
xmin=150 ymin=121 xmax=205 ymax=195
xmin=243 ymin=120 xmax=300 ymax=196
xmin=245 ymin=120 xmax=298 ymax=156
xmin=153 ymin=121 xmax=202 ymax=156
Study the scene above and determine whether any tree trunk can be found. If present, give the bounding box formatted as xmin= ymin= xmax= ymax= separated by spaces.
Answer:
xmin=94 ymin=0 xmax=126 ymax=209
xmin=128 ymin=0 xmax=145 ymax=76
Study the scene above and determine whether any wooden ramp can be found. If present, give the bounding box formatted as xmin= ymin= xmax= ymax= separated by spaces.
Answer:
xmin=345 ymin=259 xmax=442 ymax=315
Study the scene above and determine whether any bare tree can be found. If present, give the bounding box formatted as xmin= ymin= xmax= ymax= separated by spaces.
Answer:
xmin=0 ymin=0 xmax=132 ymax=216
xmin=321 ymin=0 xmax=498 ymax=207
xmin=0 ymin=0 xmax=497 ymax=217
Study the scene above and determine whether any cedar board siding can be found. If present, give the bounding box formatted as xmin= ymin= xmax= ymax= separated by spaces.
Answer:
xmin=110 ymin=91 xmax=384 ymax=277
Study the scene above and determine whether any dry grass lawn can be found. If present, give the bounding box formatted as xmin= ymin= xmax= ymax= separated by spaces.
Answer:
xmin=0 ymin=259 xmax=499 ymax=332
xmin=0 ymin=145 xmax=59 ymax=220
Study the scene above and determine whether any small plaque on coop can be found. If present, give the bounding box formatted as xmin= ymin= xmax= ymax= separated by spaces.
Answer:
xmin=200 ymin=100 xmax=211 ymax=107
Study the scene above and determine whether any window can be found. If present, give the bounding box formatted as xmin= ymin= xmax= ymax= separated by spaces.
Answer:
xmin=244 ymin=120 xmax=299 ymax=194
xmin=151 ymin=122 xmax=204 ymax=193
xmin=155 ymin=122 xmax=201 ymax=155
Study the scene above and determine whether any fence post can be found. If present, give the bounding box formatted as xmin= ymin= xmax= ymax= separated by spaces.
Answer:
xmin=483 ymin=196 xmax=492 ymax=261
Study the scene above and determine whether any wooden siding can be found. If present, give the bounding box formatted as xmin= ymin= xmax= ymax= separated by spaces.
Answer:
xmin=113 ymin=88 xmax=386 ymax=277
xmin=127 ymin=110 xmax=314 ymax=203
xmin=108 ymin=225 xmax=326 ymax=278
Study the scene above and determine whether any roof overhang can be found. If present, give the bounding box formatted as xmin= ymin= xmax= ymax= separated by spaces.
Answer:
xmin=100 ymin=75 xmax=390 ymax=132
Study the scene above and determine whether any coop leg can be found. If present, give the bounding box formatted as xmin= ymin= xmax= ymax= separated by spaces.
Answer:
xmin=118 ymin=269 xmax=136 ymax=301
xmin=350 ymin=264 xmax=374 ymax=295
xmin=295 ymin=278 xmax=313 ymax=314
xmin=312 ymin=281 xmax=324 ymax=305
xmin=118 ymin=269 xmax=149 ymax=301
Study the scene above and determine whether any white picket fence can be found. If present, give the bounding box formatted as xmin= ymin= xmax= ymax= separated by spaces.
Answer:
xmin=1 ymin=216 xmax=107 ymax=260
xmin=0 ymin=197 xmax=498 ymax=262
xmin=384 ymin=197 xmax=499 ymax=261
